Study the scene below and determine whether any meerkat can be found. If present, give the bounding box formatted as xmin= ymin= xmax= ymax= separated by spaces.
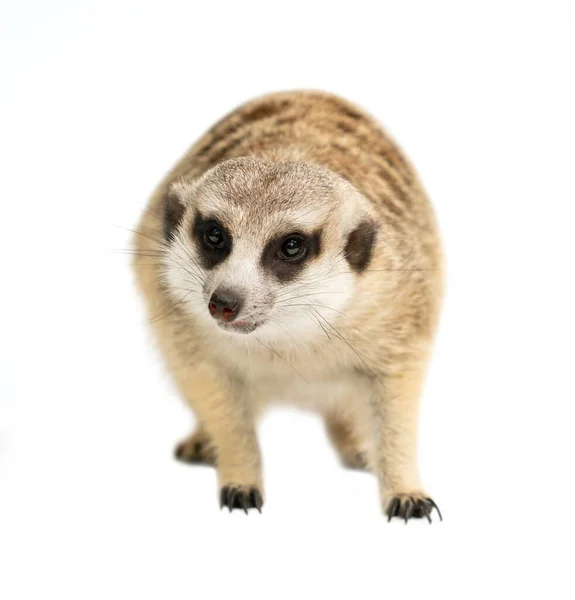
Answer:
xmin=132 ymin=90 xmax=443 ymax=521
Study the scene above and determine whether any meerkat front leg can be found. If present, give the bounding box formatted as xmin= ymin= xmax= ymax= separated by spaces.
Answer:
xmin=172 ymin=362 xmax=263 ymax=513
xmin=371 ymin=364 xmax=442 ymax=523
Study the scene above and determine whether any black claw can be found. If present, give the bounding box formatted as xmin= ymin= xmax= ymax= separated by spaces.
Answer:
xmin=228 ymin=488 xmax=238 ymax=512
xmin=392 ymin=498 xmax=400 ymax=518
xmin=404 ymin=497 xmax=414 ymax=523
xmin=220 ymin=486 xmax=228 ymax=509
xmin=426 ymin=497 xmax=442 ymax=521
xmin=387 ymin=497 xmax=400 ymax=522
xmin=418 ymin=498 xmax=432 ymax=524
xmin=250 ymin=488 xmax=263 ymax=513
xmin=239 ymin=493 xmax=248 ymax=514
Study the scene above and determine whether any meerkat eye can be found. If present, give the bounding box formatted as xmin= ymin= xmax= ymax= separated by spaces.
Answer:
xmin=203 ymin=224 xmax=225 ymax=250
xmin=278 ymin=235 xmax=307 ymax=260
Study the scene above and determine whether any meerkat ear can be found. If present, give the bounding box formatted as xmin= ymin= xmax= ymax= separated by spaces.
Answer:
xmin=337 ymin=179 xmax=378 ymax=273
xmin=163 ymin=176 xmax=206 ymax=241
xmin=344 ymin=217 xmax=378 ymax=273
xmin=163 ymin=188 xmax=187 ymax=242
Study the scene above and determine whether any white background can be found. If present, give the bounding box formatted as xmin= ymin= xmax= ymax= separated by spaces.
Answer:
xmin=1 ymin=1 xmax=574 ymax=598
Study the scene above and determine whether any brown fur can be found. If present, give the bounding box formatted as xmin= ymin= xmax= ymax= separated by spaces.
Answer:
xmin=132 ymin=90 xmax=443 ymax=520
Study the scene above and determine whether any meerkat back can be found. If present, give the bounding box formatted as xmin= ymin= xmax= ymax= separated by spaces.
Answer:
xmin=132 ymin=90 xmax=443 ymax=521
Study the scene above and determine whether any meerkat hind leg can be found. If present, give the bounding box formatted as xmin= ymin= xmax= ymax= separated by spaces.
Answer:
xmin=174 ymin=426 xmax=217 ymax=466
xmin=325 ymin=415 xmax=370 ymax=471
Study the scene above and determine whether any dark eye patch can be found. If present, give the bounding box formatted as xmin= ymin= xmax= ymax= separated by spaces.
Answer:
xmin=261 ymin=229 xmax=322 ymax=282
xmin=192 ymin=213 xmax=232 ymax=269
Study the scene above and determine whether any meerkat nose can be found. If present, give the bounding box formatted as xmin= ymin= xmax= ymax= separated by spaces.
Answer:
xmin=208 ymin=289 xmax=242 ymax=322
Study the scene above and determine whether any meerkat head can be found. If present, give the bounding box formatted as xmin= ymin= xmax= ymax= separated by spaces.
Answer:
xmin=161 ymin=157 xmax=378 ymax=341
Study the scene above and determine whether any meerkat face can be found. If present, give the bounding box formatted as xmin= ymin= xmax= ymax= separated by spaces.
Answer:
xmin=162 ymin=158 xmax=377 ymax=342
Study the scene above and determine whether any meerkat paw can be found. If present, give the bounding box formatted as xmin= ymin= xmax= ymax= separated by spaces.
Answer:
xmin=340 ymin=450 xmax=370 ymax=471
xmin=384 ymin=492 xmax=442 ymax=523
xmin=174 ymin=430 xmax=217 ymax=466
xmin=220 ymin=484 xmax=264 ymax=514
